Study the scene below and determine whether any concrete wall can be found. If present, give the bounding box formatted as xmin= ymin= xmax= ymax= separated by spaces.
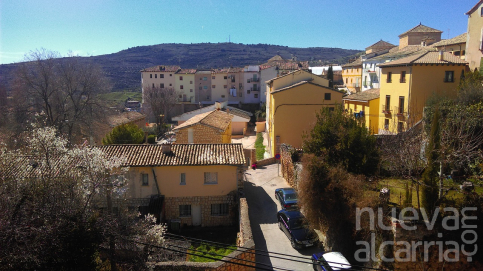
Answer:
xmin=175 ymin=73 xmax=196 ymax=103
xmin=399 ymin=32 xmax=441 ymax=49
xmin=466 ymin=4 xmax=483 ymax=70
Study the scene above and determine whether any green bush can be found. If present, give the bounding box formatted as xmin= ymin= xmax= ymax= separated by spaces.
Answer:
xmin=255 ymin=133 xmax=265 ymax=160
xmin=147 ymin=134 xmax=156 ymax=144
xmin=102 ymin=123 xmax=144 ymax=145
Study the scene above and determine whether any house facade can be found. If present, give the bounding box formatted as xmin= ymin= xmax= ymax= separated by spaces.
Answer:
xmin=243 ymin=65 xmax=261 ymax=104
xmin=141 ymin=65 xmax=180 ymax=104
xmin=341 ymin=58 xmax=362 ymax=93
xmin=175 ymin=69 xmax=196 ymax=103
xmin=172 ymin=102 xmax=252 ymax=136
xmin=173 ymin=110 xmax=233 ymax=144
xmin=266 ymin=70 xmax=343 ymax=156
xmin=431 ymin=33 xmax=467 ymax=60
xmin=466 ymin=0 xmax=483 ymax=70
xmin=343 ymin=88 xmax=380 ymax=134
xmin=100 ymin=144 xmax=245 ymax=227
xmin=378 ymin=51 xmax=468 ymax=134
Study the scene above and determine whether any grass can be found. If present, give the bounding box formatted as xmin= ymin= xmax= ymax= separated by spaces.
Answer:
xmin=255 ymin=132 xmax=265 ymax=160
xmin=98 ymin=91 xmax=142 ymax=106
xmin=187 ymin=243 xmax=236 ymax=262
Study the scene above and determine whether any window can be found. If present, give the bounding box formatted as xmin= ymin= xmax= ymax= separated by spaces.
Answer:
xmin=155 ymin=74 xmax=157 ymax=79
xmin=254 ymin=94 xmax=258 ymax=98
xmin=190 ymin=89 xmax=193 ymax=92
xmin=324 ymin=93 xmax=331 ymax=100
xmin=384 ymin=119 xmax=389 ymax=130
xmin=224 ymin=76 xmax=227 ymax=79
xmin=212 ymin=76 xmax=215 ymax=79
xmin=385 ymin=95 xmax=391 ymax=111
xmin=180 ymin=76 xmax=183 ymax=80
xmin=204 ymin=172 xmax=218 ymax=184
xmin=152 ymin=83 xmax=155 ymax=88
xmin=387 ymin=72 xmax=392 ymax=83
xmin=190 ymin=80 xmax=193 ymax=84
xmin=160 ymin=74 xmax=164 ymax=78
xmin=199 ymin=86 xmax=202 ymax=90
xmin=345 ymin=78 xmax=348 ymax=84
xmin=169 ymin=83 xmax=172 ymax=86
xmin=180 ymin=173 xmax=186 ymax=185
xmin=211 ymin=203 xmax=229 ymax=216
xmin=180 ymin=85 xmax=184 ymax=89
xmin=212 ymin=85 xmax=216 ymax=88
xmin=150 ymin=74 xmax=152 ymax=78
xmin=399 ymin=96 xmax=405 ymax=114
xmin=400 ymin=71 xmax=406 ymax=83
xmin=224 ymin=85 xmax=227 ymax=89
xmin=444 ymin=71 xmax=454 ymax=82
xmin=203 ymin=86 xmax=208 ymax=90
xmin=141 ymin=173 xmax=148 ymax=186
xmin=160 ymin=83 xmax=164 ymax=88
xmin=203 ymin=77 xmax=207 ymax=81
xmin=221 ymin=95 xmax=225 ymax=98
xmin=481 ymin=7 xmax=483 ymax=16
xmin=179 ymin=205 xmax=191 ymax=217
xmin=328 ymin=107 xmax=335 ymax=112
xmin=398 ymin=122 xmax=404 ymax=133
xmin=178 ymin=95 xmax=182 ymax=99
xmin=206 ymin=95 xmax=210 ymax=100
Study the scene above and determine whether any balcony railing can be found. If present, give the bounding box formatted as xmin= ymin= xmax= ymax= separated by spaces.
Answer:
xmin=382 ymin=105 xmax=392 ymax=114
xmin=247 ymin=78 xmax=260 ymax=83
xmin=394 ymin=106 xmax=407 ymax=117
xmin=363 ymin=81 xmax=373 ymax=88
xmin=352 ymin=83 xmax=360 ymax=87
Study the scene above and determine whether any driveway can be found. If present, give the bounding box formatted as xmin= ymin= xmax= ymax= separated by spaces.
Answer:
xmin=244 ymin=163 xmax=321 ymax=270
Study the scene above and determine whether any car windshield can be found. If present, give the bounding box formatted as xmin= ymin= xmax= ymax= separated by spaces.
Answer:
xmin=284 ymin=193 xmax=297 ymax=200
xmin=290 ymin=218 xmax=307 ymax=230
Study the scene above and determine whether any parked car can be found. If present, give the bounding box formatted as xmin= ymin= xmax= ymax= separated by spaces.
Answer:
xmin=311 ymin=252 xmax=352 ymax=271
xmin=275 ymin=187 xmax=298 ymax=209
xmin=277 ymin=209 xmax=318 ymax=249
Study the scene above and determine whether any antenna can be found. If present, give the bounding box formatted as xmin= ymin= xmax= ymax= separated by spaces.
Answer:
xmin=229 ymin=35 xmax=231 ymax=43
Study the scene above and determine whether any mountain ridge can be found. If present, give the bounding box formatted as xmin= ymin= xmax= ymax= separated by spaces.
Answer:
xmin=0 ymin=42 xmax=361 ymax=92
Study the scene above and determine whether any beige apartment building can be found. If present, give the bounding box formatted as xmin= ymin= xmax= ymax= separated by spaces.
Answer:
xmin=175 ymin=69 xmax=196 ymax=103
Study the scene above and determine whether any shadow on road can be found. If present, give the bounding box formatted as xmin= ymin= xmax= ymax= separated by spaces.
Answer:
xmin=244 ymin=180 xmax=278 ymax=270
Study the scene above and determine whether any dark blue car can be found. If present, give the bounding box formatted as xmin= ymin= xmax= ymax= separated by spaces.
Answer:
xmin=311 ymin=252 xmax=352 ymax=271
xmin=277 ymin=209 xmax=318 ymax=249
xmin=275 ymin=187 xmax=298 ymax=209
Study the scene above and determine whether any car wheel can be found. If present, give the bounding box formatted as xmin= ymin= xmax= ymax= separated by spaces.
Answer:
xmin=278 ymin=221 xmax=283 ymax=231
xmin=290 ymin=238 xmax=298 ymax=249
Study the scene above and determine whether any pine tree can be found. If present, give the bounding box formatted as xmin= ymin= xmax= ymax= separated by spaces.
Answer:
xmin=421 ymin=107 xmax=441 ymax=215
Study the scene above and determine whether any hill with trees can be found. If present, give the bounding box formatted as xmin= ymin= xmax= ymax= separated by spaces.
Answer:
xmin=0 ymin=43 xmax=361 ymax=92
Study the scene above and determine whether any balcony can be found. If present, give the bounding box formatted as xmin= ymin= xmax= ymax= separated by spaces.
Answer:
xmin=250 ymin=87 xmax=259 ymax=92
xmin=394 ymin=106 xmax=407 ymax=117
xmin=247 ymin=78 xmax=260 ymax=83
xmin=363 ymin=81 xmax=373 ymax=88
xmin=352 ymin=83 xmax=360 ymax=87
xmin=382 ymin=105 xmax=392 ymax=114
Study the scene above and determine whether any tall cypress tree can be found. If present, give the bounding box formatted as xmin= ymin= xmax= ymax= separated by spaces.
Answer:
xmin=327 ymin=65 xmax=334 ymax=88
xmin=421 ymin=107 xmax=441 ymax=215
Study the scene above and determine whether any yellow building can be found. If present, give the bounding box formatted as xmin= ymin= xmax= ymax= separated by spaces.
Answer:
xmin=173 ymin=110 xmax=233 ymax=144
xmin=341 ymin=58 xmax=362 ymax=93
xmin=100 ymin=144 xmax=245 ymax=227
xmin=465 ymin=1 xmax=483 ymax=70
xmin=378 ymin=51 xmax=468 ymax=134
xmin=343 ymin=88 xmax=380 ymax=134
xmin=266 ymin=70 xmax=344 ymax=155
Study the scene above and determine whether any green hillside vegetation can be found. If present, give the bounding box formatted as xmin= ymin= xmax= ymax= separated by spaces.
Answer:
xmin=0 ymin=43 xmax=361 ymax=92
xmin=98 ymin=91 xmax=142 ymax=106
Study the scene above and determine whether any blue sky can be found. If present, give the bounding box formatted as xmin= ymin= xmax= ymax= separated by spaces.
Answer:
xmin=0 ymin=0 xmax=477 ymax=64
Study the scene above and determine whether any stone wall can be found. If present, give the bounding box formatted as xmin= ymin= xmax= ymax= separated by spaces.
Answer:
xmin=280 ymin=144 xmax=302 ymax=188
xmin=176 ymin=124 xmax=228 ymax=144
xmin=164 ymin=194 xmax=236 ymax=227
xmin=255 ymin=157 xmax=276 ymax=167
xmin=151 ymin=196 xmax=256 ymax=271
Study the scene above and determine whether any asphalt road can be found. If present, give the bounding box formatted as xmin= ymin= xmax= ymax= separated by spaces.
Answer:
xmin=244 ymin=163 xmax=322 ymax=271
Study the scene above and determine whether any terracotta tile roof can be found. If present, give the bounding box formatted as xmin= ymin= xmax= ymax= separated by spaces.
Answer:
xmin=108 ymin=112 xmax=146 ymax=128
xmin=212 ymin=68 xmax=230 ymax=74
xmin=267 ymin=55 xmax=284 ymax=62
xmin=379 ymin=51 xmax=468 ymax=67
xmin=466 ymin=0 xmax=483 ymax=15
xmin=343 ymin=88 xmax=380 ymax=101
xmin=398 ymin=23 xmax=442 ymax=37
xmin=371 ymin=45 xmax=434 ymax=61
xmin=2 ymin=154 xmax=83 ymax=180
xmin=366 ymin=40 xmax=396 ymax=50
xmin=172 ymin=105 xmax=252 ymax=121
xmin=342 ymin=58 xmax=362 ymax=68
xmin=173 ymin=110 xmax=233 ymax=132
xmin=141 ymin=65 xmax=181 ymax=72
xmin=271 ymin=80 xmax=344 ymax=94
xmin=259 ymin=60 xmax=309 ymax=71
xmin=98 ymin=144 xmax=245 ymax=166
xmin=177 ymin=69 xmax=197 ymax=74
xmin=431 ymin=33 xmax=467 ymax=47
xmin=228 ymin=67 xmax=244 ymax=73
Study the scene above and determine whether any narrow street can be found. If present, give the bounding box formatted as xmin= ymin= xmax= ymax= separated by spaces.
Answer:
xmin=244 ymin=163 xmax=321 ymax=271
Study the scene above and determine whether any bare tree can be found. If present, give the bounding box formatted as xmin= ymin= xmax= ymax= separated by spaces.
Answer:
xmin=13 ymin=49 xmax=111 ymax=142
xmin=143 ymin=86 xmax=179 ymax=135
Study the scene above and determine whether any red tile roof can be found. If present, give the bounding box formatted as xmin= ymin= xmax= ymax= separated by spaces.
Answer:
xmin=99 ymin=144 xmax=245 ymax=166
xmin=173 ymin=110 xmax=233 ymax=132
xmin=398 ymin=23 xmax=442 ymax=37
xmin=378 ymin=51 xmax=468 ymax=67
xmin=177 ymin=69 xmax=197 ymax=74
xmin=141 ymin=65 xmax=181 ymax=72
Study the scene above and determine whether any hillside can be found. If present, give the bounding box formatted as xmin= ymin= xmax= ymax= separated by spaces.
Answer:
xmin=0 ymin=43 xmax=361 ymax=92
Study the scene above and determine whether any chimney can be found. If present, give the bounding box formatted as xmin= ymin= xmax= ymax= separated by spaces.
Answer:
xmin=162 ymin=144 xmax=172 ymax=154
xmin=438 ymin=51 xmax=444 ymax=61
